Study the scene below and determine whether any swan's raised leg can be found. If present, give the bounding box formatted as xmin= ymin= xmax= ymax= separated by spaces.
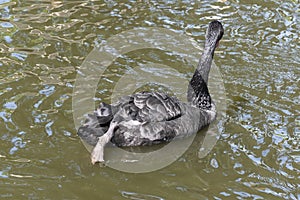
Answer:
xmin=91 ymin=121 xmax=117 ymax=164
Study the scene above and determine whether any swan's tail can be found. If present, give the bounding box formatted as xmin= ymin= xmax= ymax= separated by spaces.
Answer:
xmin=77 ymin=102 xmax=114 ymax=146
xmin=95 ymin=102 xmax=113 ymax=124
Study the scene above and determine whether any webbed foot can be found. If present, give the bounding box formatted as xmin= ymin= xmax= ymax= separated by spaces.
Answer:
xmin=90 ymin=121 xmax=118 ymax=164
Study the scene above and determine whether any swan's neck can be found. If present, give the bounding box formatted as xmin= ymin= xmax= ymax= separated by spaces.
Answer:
xmin=197 ymin=46 xmax=215 ymax=83
xmin=187 ymin=69 xmax=212 ymax=109
xmin=187 ymin=42 xmax=216 ymax=110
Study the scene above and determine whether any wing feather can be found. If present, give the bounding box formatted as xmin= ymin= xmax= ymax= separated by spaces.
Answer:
xmin=124 ymin=91 xmax=182 ymax=123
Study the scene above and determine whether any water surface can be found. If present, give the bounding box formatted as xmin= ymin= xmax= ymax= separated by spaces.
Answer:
xmin=0 ymin=0 xmax=299 ymax=199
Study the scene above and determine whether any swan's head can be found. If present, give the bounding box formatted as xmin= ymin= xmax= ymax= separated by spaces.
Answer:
xmin=205 ymin=20 xmax=224 ymax=49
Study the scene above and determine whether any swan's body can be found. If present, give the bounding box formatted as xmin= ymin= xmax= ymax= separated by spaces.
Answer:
xmin=77 ymin=20 xmax=224 ymax=164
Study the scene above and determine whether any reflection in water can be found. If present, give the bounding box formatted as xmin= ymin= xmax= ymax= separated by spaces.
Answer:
xmin=0 ymin=0 xmax=299 ymax=199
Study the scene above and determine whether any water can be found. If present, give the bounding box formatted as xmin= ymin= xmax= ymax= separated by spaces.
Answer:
xmin=0 ymin=0 xmax=299 ymax=199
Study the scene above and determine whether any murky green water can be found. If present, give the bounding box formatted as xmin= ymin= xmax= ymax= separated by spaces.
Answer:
xmin=0 ymin=0 xmax=299 ymax=199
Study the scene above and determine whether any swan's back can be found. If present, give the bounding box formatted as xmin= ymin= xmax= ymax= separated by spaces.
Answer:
xmin=113 ymin=92 xmax=181 ymax=122
xmin=102 ymin=91 xmax=184 ymax=146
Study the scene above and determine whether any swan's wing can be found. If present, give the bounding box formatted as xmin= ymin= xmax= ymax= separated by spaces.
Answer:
xmin=78 ymin=92 xmax=182 ymax=147
xmin=108 ymin=92 xmax=183 ymax=146
xmin=115 ymin=91 xmax=182 ymax=123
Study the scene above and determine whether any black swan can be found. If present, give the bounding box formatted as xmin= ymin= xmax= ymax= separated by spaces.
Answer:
xmin=77 ymin=20 xmax=224 ymax=164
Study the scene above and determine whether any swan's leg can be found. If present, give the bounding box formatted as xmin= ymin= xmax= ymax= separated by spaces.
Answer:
xmin=91 ymin=121 xmax=117 ymax=164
